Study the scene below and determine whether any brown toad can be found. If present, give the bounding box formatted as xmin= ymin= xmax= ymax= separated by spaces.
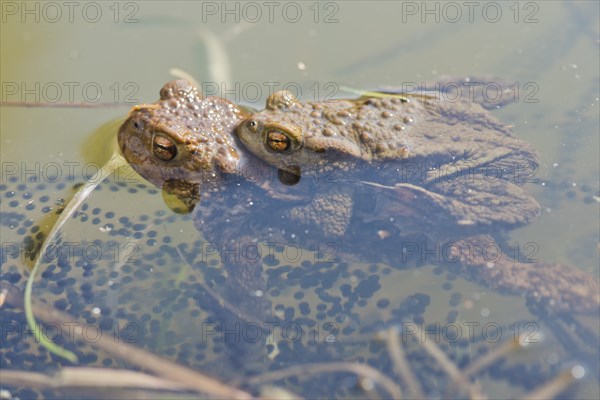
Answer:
xmin=118 ymin=80 xmax=598 ymax=316
xmin=236 ymin=87 xmax=541 ymax=231
xmin=118 ymin=79 xmax=269 ymax=210
xmin=117 ymin=80 xmax=280 ymax=333
xmin=234 ymin=88 xmax=599 ymax=314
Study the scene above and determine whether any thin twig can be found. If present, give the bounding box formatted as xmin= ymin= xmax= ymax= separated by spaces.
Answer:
xmin=463 ymin=335 xmax=528 ymax=377
xmin=385 ymin=327 xmax=423 ymax=399
xmin=0 ymin=368 xmax=186 ymax=391
xmin=247 ymin=362 xmax=401 ymax=400
xmin=411 ymin=324 xmax=487 ymax=400
xmin=0 ymin=286 xmax=7 ymax=307
xmin=196 ymin=29 xmax=231 ymax=89
xmin=519 ymin=370 xmax=576 ymax=400
xmin=1 ymin=101 xmax=130 ymax=108
xmin=1 ymin=282 xmax=254 ymax=400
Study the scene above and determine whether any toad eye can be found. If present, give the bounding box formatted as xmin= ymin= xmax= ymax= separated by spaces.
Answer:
xmin=153 ymin=136 xmax=177 ymax=161
xmin=266 ymin=129 xmax=291 ymax=153
xmin=246 ymin=119 xmax=258 ymax=133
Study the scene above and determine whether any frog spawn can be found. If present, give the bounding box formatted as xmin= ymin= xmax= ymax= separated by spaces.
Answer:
xmin=5 ymin=79 xmax=598 ymax=397
xmin=0 ymin=176 xmax=266 ymax=396
xmin=5 ymin=174 xmax=595 ymax=398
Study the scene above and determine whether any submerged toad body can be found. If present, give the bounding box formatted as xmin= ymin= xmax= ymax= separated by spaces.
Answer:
xmin=236 ymin=89 xmax=599 ymax=314
xmin=117 ymin=80 xmax=281 ymax=327
xmin=237 ymin=89 xmax=542 ymax=230
xmin=237 ymin=88 xmax=536 ymax=174
xmin=118 ymin=80 xmax=598 ymax=316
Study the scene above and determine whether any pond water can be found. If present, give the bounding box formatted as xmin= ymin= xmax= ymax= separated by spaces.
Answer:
xmin=1 ymin=1 xmax=598 ymax=399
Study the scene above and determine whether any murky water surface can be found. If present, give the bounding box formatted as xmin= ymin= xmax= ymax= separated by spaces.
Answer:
xmin=1 ymin=1 xmax=598 ymax=399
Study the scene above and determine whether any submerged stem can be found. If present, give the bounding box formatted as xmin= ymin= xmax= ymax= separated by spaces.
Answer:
xmin=25 ymin=141 xmax=129 ymax=363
